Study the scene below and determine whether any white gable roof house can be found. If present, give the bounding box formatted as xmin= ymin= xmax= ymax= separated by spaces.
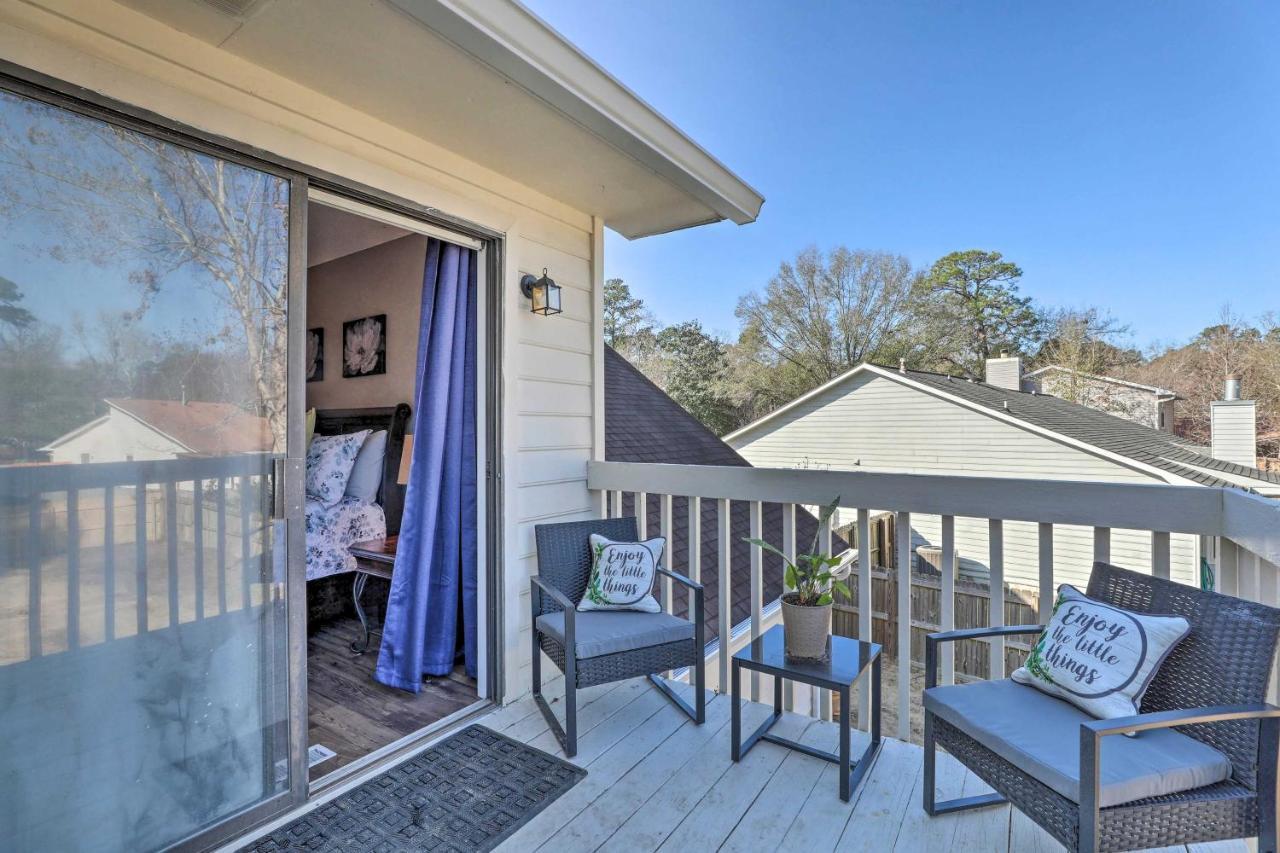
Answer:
xmin=726 ymin=354 xmax=1280 ymax=591
xmin=1023 ymin=364 xmax=1179 ymax=432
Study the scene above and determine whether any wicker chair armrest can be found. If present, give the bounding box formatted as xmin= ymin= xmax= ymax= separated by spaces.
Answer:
xmin=654 ymin=566 xmax=703 ymax=592
xmin=924 ymin=625 xmax=1043 ymax=687
xmin=531 ymin=575 xmax=576 ymax=616
xmin=1078 ymin=703 xmax=1280 ymax=821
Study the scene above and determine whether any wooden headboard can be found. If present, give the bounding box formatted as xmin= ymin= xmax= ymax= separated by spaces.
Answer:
xmin=314 ymin=403 xmax=412 ymax=535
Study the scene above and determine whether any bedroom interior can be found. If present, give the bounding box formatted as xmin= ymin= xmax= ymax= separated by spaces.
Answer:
xmin=303 ymin=196 xmax=481 ymax=782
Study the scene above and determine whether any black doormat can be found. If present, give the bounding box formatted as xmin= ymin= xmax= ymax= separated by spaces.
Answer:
xmin=241 ymin=725 xmax=586 ymax=852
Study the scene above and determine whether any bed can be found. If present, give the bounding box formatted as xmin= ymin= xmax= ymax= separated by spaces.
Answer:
xmin=305 ymin=404 xmax=410 ymax=581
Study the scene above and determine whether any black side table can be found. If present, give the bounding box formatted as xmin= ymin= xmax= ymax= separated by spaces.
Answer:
xmin=731 ymin=624 xmax=882 ymax=802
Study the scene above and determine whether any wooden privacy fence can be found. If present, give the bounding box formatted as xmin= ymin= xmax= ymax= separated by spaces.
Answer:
xmin=0 ymin=454 xmax=275 ymax=663
xmin=832 ymin=569 xmax=1039 ymax=680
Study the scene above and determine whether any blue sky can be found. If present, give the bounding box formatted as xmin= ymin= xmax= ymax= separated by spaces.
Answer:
xmin=523 ymin=0 xmax=1280 ymax=348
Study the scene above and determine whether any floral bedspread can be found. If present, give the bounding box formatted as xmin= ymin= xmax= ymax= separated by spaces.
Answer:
xmin=305 ymin=496 xmax=387 ymax=580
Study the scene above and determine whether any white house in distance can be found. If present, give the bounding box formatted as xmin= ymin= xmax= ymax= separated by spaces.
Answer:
xmin=42 ymin=398 xmax=270 ymax=464
xmin=1023 ymin=364 xmax=1178 ymax=432
xmin=726 ymin=354 xmax=1280 ymax=591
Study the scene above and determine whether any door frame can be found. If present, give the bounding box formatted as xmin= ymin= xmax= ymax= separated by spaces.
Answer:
xmin=300 ymin=186 xmax=505 ymax=795
xmin=0 ymin=59 xmax=506 ymax=853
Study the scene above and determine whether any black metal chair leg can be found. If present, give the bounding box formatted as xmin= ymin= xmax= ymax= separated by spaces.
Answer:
xmin=695 ymin=655 xmax=706 ymax=724
xmin=923 ymin=709 xmax=1007 ymax=816
xmin=1259 ymin=716 xmax=1279 ymax=853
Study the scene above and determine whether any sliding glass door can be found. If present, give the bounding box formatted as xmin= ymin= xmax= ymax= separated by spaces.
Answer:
xmin=0 ymin=87 xmax=299 ymax=851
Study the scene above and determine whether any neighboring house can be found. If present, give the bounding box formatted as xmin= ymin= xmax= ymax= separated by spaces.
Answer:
xmin=41 ymin=399 xmax=270 ymax=463
xmin=726 ymin=356 xmax=1280 ymax=591
xmin=604 ymin=346 xmax=845 ymax=641
xmin=1023 ymin=365 xmax=1178 ymax=432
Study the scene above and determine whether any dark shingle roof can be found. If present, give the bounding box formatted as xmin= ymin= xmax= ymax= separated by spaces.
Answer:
xmin=606 ymin=347 xmax=846 ymax=639
xmin=892 ymin=366 xmax=1280 ymax=490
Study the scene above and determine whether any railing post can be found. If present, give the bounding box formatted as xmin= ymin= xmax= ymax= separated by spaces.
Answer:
xmin=1151 ymin=530 xmax=1171 ymax=580
xmin=857 ymin=507 xmax=872 ymax=728
xmin=635 ymin=491 xmax=647 ymax=538
xmin=166 ymin=481 xmax=179 ymax=626
xmin=940 ymin=514 xmax=955 ymax=686
xmin=660 ymin=494 xmax=673 ymax=614
xmin=66 ymin=488 xmax=79 ymax=650
xmin=1038 ymin=522 xmax=1055 ymax=624
xmin=1093 ymin=526 xmax=1111 ymax=564
xmin=895 ymin=510 xmax=911 ymax=740
xmin=718 ymin=497 xmax=731 ymax=694
xmin=104 ymin=484 xmax=115 ymax=641
xmin=1219 ymin=537 xmax=1240 ymax=597
xmin=138 ymin=475 xmax=150 ymax=629
xmin=819 ymin=509 xmax=833 ymax=720
xmin=610 ymin=489 xmax=622 ymax=519
xmin=749 ymin=500 xmax=763 ymax=702
xmin=989 ymin=519 xmax=1005 ymax=678
xmin=216 ymin=478 xmax=228 ymax=615
xmin=193 ymin=479 xmax=205 ymax=622
xmin=783 ymin=503 xmax=796 ymax=712
xmin=688 ymin=496 xmax=701 ymax=627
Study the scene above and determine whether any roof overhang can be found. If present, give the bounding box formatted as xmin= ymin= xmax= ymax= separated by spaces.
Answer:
xmin=113 ymin=0 xmax=764 ymax=238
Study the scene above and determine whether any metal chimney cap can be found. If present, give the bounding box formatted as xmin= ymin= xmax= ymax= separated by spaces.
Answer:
xmin=1224 ymin=375 xmax=1243 ymax=401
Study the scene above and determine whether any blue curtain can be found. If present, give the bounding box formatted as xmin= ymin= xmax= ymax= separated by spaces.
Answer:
xmin=375 ymin=238 xmax=478 ymax=691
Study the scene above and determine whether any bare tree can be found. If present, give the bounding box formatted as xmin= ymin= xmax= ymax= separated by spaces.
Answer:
xmin=0 ymin=90 xmax=288 ymax=446
xmin=735 ymin=246 xmax=921 ymax=387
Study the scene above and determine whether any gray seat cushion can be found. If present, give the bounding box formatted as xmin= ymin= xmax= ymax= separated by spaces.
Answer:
xmin=536 ymin=610 xmax=694 ymax=659
xmin=924 ymin=678 xmax=1231 ymax=807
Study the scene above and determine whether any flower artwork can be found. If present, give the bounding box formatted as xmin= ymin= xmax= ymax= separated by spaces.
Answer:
xmin=342 ymin=314 xmax=386 ymax=378
xmin=306 ymin=328 xmax=324 ymax=382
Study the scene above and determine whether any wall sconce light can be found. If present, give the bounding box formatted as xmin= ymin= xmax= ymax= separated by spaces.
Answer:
xmin=520 ymin=268 xmax=562 ymax=316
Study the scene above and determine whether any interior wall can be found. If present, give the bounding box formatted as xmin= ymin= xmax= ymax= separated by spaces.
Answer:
xmin=305 ymin=234 xmax=425 ymax=413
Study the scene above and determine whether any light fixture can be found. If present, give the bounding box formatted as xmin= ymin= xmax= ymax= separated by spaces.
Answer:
xmin=520 ymin=268 xmax=562 ymax=316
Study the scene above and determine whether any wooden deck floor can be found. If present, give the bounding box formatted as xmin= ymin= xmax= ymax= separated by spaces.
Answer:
xmin=481 ymin=676 xmax=1251 ymax=853
xmin=307 ymin=616 xmax=476 ymax=781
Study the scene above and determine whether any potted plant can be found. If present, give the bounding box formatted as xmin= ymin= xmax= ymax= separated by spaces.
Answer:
xmin=745 ymin=497 xmax=851 ymax=660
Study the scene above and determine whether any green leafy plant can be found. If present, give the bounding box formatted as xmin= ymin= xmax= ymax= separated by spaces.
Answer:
xmin=744 ymin=497 xmax=851 ymax=607
xmin=1024 ymin=589 xmax=1065 ymax=684
xmin=584 ymin=541 xmax=609 ymax=605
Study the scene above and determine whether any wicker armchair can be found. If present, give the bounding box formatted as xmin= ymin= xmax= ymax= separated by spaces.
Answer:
xmin=923 ymin=561 xmax=1280 ymax=853
xmin=531 ymin=517 xmax=706 ymax=757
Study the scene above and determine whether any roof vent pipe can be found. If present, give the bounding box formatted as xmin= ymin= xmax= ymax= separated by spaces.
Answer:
xmin=1224 ymin=375 xmax=1242 ymax=401
xmin=899 ymin=358 xmax=906 ymax=374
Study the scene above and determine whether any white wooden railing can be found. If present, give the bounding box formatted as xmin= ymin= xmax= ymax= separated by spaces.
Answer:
xmin=588 ymin=460 xmax=1280 ymax=741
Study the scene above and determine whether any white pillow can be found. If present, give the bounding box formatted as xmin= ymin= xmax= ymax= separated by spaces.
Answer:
xmin=344 ymin=430 xmax=387 ymax=503
xmin=578 ymin=533 xmax=664 ymax=613
xmin=306 ymin=430 xmax=370 ymax=507
xmin=1012 ymin=584 xmax=1190 ymax=720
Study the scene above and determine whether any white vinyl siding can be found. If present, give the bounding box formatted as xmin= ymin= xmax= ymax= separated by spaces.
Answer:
xmin=732 ymin=373 xmax=1199 ymax=588
xmin=1211 ymin=401 xmax=1259 ymax=468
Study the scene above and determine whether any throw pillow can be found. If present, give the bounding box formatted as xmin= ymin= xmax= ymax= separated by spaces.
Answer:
xmin=578 ymin=534 xmax=664 ymax=613
xmin=344 ymin=430 xmax=388 ymax=503
xmin=1012 ymin=584 xmax=1191 ymax=720
xmin=306 ymin=430 xmax=370 ymax=507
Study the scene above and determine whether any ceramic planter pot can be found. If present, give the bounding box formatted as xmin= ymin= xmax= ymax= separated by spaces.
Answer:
xmin=781 ymin=594 xmax=831 ymax=660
